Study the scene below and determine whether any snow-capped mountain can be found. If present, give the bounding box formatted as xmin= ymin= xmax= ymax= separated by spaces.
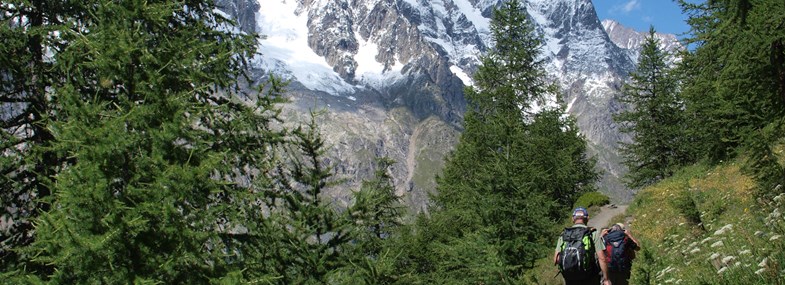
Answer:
xmin=602 ymin=19 xmax=682 ymax=62
xmin=216 ymin=0 xmax=674 ymax=207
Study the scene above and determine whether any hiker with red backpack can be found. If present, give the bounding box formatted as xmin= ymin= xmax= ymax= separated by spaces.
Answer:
xmin=601 ymin=223 xmax=640 ymax=285
xmin=554 ymin=207 xmax=612 ymax=285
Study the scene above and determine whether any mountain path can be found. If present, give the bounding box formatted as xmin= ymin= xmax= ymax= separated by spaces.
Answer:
xmin=588 ymin=204 xmax=629 ymax=229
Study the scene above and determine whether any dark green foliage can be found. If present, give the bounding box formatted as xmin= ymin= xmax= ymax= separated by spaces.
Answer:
xmin=349 ymin=157 xmax=404 ymax=255
xmin=614 ymin=27 xmax=690 ymax=189
xmin=259 ymin=112 xmax=356 ymax=284
xmin=1 ymin=0 xmax=72 ymax=268
xmin=528 ymin=108 xmax=599 ymax=216
xmin=630 ymin=247 xmax=656 ymax=285
xmin=331 ymin=156 xmax=406 ymax=284
xmin=0 ymin=0 xmax=403 ymax=283
xmin=406 ymin=0 xmax=598 ymax=281
xmin=2 ymin=0 xmax=286 ymax=282
xmin=677 ymin=0 xmax=785 ymax=193
xmin=670 ymin=187 xmax=704 ymax=230
xmin=573 ymin=191 xmax=610 ymax=209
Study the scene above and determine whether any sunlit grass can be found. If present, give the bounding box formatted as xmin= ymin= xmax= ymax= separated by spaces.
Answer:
xmin=529 ymin=159 xmax=785 ymax=285
xmin=627 ymin=161 xmax=784 ymax=284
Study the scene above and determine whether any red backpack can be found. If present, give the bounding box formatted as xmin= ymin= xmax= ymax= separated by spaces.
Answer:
xmin=603 ymin=230 xmax=633 ymax=271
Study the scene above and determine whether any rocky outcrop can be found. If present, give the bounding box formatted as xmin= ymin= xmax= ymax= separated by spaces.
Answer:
xmin=602 ymin=19 xmax=682 ymax=62
xmin=228 ymin=0 xmax=682 ymax=206
xmin=215 ymin=0 xmax=259 ymax=33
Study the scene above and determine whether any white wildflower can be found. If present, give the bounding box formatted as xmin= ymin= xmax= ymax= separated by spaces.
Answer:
xmin=773 ymin=192 xmax=783 ymax=202
xmin=770 ymin=235 xmax=781 ymax=241
xmin=709 ymin=253 xmax=720 ymax=260
xmin=754 ymin=231 xmax=764 ymax=237
xmin=722 ymin=256 xmax=736 ymax=264
xmin=714 ymin=224 xmax=733 ymax=235
xmin=717 ymin=267 xmax=728 ymax=274
xmin=739 ymin=249 xmax=751 ymax=255
xmin=770 ymin=208 xmax=781 ymax=219
xmin=755 ymin=268 xmax=765 ymax=275
xmin=656 ymin=265 xmax=675 ymax=279
xmin=759 ymin=257 xmax=768 ymax=267
xmin=665 ymin=278 xmax=675 ymax=283
xmin=678 ymin=222 xmax=685 ymax=226
xmin=701 ymin=237 xmax=713 ymax=244
xmin=690 ymin=248 xmax=701 ymax=254
xmin=711 ymin=241 xmax=724 ymax=248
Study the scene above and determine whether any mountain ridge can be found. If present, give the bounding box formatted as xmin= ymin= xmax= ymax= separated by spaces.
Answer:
xmin=217 ymin=0 xmax=682 ymax=208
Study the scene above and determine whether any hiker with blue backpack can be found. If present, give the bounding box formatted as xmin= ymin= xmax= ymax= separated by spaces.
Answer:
xmin=554 ymin=207 xmax=612 ymax=285
xmin=600 ymin=223 xmax=640 ymax=285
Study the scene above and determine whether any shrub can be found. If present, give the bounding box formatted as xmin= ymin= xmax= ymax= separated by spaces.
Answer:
xmin=573 ymin=191 xmax=610 ymax=209
xmin=670 ymin=185 xmax=704 ymax=230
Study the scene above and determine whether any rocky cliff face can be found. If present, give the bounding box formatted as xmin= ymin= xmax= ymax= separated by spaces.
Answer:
xmin=602 ymin=19 xmax=682 ymax=63
xmin=215 ymin=0 xmax=676 ymax=208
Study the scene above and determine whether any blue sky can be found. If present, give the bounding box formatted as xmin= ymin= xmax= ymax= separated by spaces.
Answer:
xmin=593 ymin=0 xmax=693 ymax=36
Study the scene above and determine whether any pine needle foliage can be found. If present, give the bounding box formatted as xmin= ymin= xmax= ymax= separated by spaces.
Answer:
xmin=411 ymin=0 xmax=598 ymax=281
xmin=0 ymin=0 xmax=411 ymax=283
xmin=1 ymin=0 xmax=292 ymax=283
xmin=1 ymin=0 xmax=77 ymax=268
xmin=677 ymin=0 xmax=785 ymax=196
xmin=613 ymin=27 xmax=690 ymax=189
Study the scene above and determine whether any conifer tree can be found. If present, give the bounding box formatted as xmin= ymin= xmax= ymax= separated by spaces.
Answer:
xmin=614 ymin=27 xmax=688 ymax=188
xmin=2 ymin=1 xmax=402 ymax=282
xmin=418 ymin=0 xmax=598 ymax=280
xmin=259 ymin=113 xmax=356 ymax=283
xmin=1 ymin=1 xmax=74 ymax=269
xmin=677 ymin=0 xmax=785 ymax=194
xmin=3 ymin=0 xmax=291 ymax=283
xmin=333 ymin=157 xmax=405 ymax=284
xmin=349 ymin=157 xmax=404 ymax=254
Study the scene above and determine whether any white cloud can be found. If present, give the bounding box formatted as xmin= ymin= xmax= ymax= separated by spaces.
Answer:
xmin=623 ymin=0 xmax=641 ymax=12
xmin=611 ymin=0 xmax=641 ymax=14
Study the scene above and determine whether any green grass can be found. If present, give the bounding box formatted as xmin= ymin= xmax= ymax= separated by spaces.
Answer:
xmin=529 ymin=160 xmax=785 ymax=284
xmin=626 ymin=162 xmax=785 ymax=284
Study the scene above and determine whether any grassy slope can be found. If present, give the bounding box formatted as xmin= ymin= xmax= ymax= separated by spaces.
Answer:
xmin=626 ymin=162 xmax=785 ymax=284
xmin=529 ymin=161 xmax=785 ymax=284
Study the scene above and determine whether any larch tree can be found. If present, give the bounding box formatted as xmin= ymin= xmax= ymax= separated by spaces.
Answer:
xmin=2 ymin=0 xmax=288 ymax=283
xmin=614 ymin=27 xmax=688 ymax=189
xmin=677 ymin=0 xmax=785 ymax=195
xmin=0 ymin=1 xmax=78 ymax=269
xmin=412 ymin=0 xmax=598 ymax=281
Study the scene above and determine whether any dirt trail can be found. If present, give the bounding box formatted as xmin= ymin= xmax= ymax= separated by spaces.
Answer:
xmin=588 ymin=204 xmax=628 ymax=229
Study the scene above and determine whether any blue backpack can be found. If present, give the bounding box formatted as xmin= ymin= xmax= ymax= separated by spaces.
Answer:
xmin=603 ymin=230 xmax=633 ymax=272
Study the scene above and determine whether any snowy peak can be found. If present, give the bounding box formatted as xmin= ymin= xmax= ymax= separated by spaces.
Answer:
xmin=234 ymin=0 xmax=651 ymax=203
xmin=526 ymin=0 xmax=634 ymax=81
xmin=601 ymin=19 xmax=682 ymax=61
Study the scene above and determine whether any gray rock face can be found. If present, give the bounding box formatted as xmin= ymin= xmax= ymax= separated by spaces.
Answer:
xmin=218 ymin=0 xmax=677 ymax=207
xmin=601 ymin=19 xmax=682 ymax=62
xmin=215 ymin=0 xmax=260 ymax=33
